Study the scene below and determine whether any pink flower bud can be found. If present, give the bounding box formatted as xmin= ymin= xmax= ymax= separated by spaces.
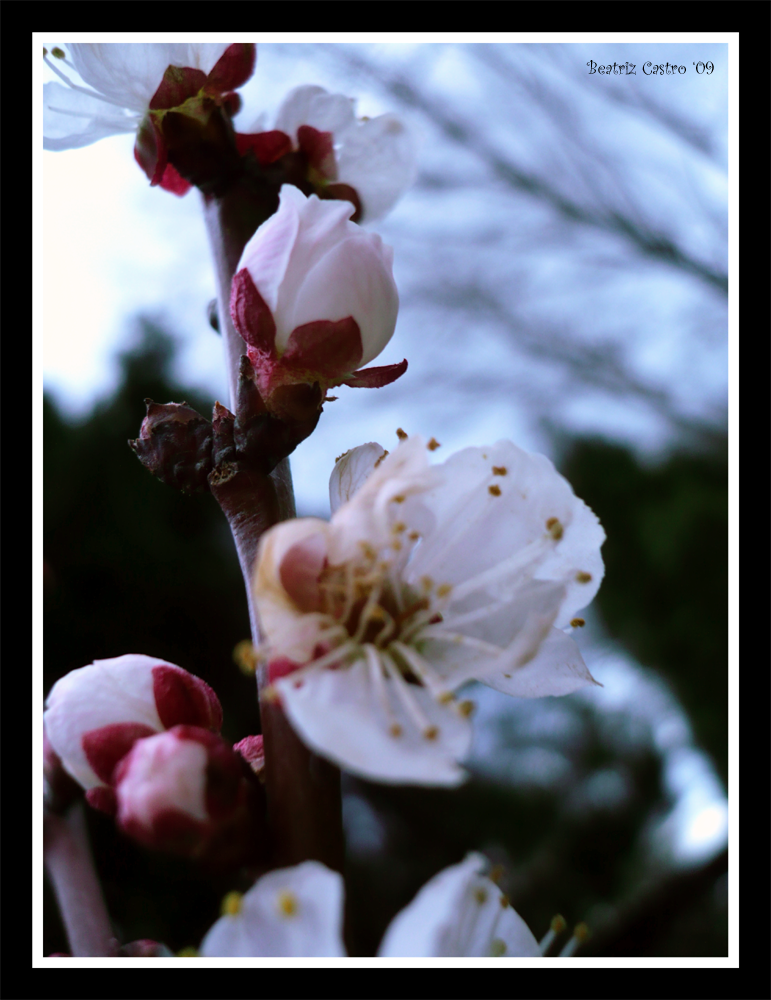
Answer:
xmin=230 ymin=185 xmax=406 ymax=407
xmin=114 ymin=726 xmax=265 ymax=865
xmin=43 ymin=655 xmax=222 ymax=810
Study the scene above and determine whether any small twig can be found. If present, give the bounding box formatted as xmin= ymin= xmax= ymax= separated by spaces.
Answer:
xmin=44 ymin=804 xmax=118 ymax=957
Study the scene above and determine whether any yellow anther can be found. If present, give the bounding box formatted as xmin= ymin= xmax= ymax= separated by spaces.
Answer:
xmin=379 ymin=561 xmax=391 ymax=573
xmin=427 ymin=437 xmax=441 ymax=451
xmin=490 ymin=938 xmax=507 ymax=956
xmin=438 ymin=691 xmax=454 ymax=704
xmin=396 ymin=428 xmax=408 ymax=441
xmin=420 ymin=575 xmax=434 ymax=592
xmin=436 ymin=583 xmax=452 ymax=598
xmin=391 ymin=540 xmax=403 ymax=552
xmin=499 ymin=893 xmax=510 ymax=908
xmin=392 ymin=494 xmax=406 ymax=504
xmin=359 ymin=541 xmax=377 ymax=559
xmin=389 ymin=723 xmax=403 ymax=737
xmin=393 ymin=522 xmax=406 ymax=533
xmin=177 ymin=946 xmax=198 ymax=957
xmin=51 ymin=47 xmax=66 ymax=59
xmin=263 ymin=684 xmax=280 ymax=703
xmin=488 ymin=484 xmax=502 ymax=496
xmin=551 ymin=914 xmax=567 ymax=933
xmin=277 ymin=890 xmax=298 ymax=917
xmin=423 ymin=725 xmax=439 ymax=740
xmin=221 ymin=891 xmax=243 ymax=917
xmin=474 ymin=888 xmax=488 ymax=905
xmin=570 ymin=617 xmax=586 ymax=628
xmin=408 ymin=531 xmax=420 ymax=541
xmin=492 ymin=465 xmax=507 ymax=476
xmin=233 ymin=639 xmax=257 ymax=675
xmin=489 ymin=864 xmax=504 ymax=884
xmin=458 ymin=700 xmax=474 ymax=717
xmin=574 ymin=921 xmax=590 ymax=942
xmin=576 ymin=571 xmax=593 ymax=584
xmin=546 ymin=517 xmax=564 ymax=540
xmin=503 ymin=673 xmax=512 ymax=679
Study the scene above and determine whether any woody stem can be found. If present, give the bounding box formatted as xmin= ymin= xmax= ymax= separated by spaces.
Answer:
xmin=202 ymin=183 xmax=344 ymax=874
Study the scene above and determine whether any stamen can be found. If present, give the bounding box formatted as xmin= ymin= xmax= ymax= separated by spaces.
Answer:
xmin=570 ymin=617 xmax=585 ymax=628
xmin=427 ymin=437 xmax=441 ymax=451
xmin=352 ymin=579 xmax=384 ymax=643
xmin=365 ymin=645 xmax=401 ymax=736
xmin=43 ymin=53 xmax=138 ymax=111
xmin=559 ymin=922 xmax=589 ymax=957
xmin=546 ymin=517 xmax=564 ymax=541
xmin=276 ymin=890 xmax=298 ymax=917
xmin=576 ymin=571 xmax=593 ymax=584
xmin=396 ymin=428 xmax=408 ymax=441
xmin=382 ymin=654 xmax=436 ymax=738
xmin=448 ymin=534 xmax=554 ymax=603
xmin=539 ymin=913 xmax=567 ymax=955
xmin=416 ymin=629 xmax=503 ymax=657
xmin=390 ymin=641 xmax=451 ymax=700
xmin=220 ymin=891 xmax=243 ymax=917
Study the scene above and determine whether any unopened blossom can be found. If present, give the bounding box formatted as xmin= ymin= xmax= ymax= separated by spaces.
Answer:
xmin=230 ymin=184 xmax=406 ymax=410
xmin=253 ymin=435 xmax=604 ymax=786
xmin=43 ymin=654 xmax=222 ymax=812
xmin=378 ymin=852 xmax=540 ymax=957
xmin=43 ymin=43 xmax=255 ymax=194
xmin=239 ymin=84 xmax=417 ymax=222
xmin=199 ymin=861 xmax=345 ymax=957
xmin=114 ymin=725 xmax=265 ymax=864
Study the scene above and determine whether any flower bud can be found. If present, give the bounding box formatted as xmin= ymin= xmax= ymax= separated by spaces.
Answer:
xmin=129 ymin=399 xmax=213 ymax=494
xmin=114 ymin=726 xmax=266 ymax=866
xmin=230 ymin=185 xmax=406 ymax=411
xmin=43 ymin=655 xmax=222 ymax=813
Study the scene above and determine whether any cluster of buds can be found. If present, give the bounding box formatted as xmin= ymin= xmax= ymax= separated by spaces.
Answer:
xmin=44 ymin=655 xmax=266 ymax=867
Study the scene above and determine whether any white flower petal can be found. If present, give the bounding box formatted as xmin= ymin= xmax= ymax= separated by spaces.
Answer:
xmin=238 ymin=184 xmax=301 ymax=321
xmin=287 ymin=233 xmax=399 ymax=364
xmin=336 ymin=113 xmax=418 ymax=222
xmin=274 ymin=85 xmax=355 ymax=140
xmin=116 ymin=731 xmax=209 ymax=827
xmin=68 ymin=43 xmax=229 ymax=112
xmin=329 ymin=442 xmax=389 ymax=514
xmin=43 ymin=654 xmax=165 ymax=789
xmin=43 ymin=82 xmax=137 ymax=150
xmin=378 ymin=852 xmax=540 ymax=957
xmin=200 ymin=862 xmax=345 ymax=957
xmin=254 ymin=518 xmax=332 ymax=663
xmin=482 ymin=626 xmax=600 ymax=697
xmin=276 ymin=660 xmax=471 ymax=786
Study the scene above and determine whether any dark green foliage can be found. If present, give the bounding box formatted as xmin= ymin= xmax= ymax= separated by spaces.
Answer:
xmin=561 ymin=439 xmax=728 ymax=787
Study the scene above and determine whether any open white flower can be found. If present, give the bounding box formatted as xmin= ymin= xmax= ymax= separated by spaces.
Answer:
xmin=43 ymin=43 xmax=256 ymax=192
xmin=378 ymin=852 xmax=540 ymax=957
xmin=200 ymin=861 xmax=345 ymax=957
xmin=253 ymin=435 xmax=604 ymax=786
xmin=199 ymin=853 xmax=539 ymax=957
xmin=274 ymin=85 xmax=418 ymax=222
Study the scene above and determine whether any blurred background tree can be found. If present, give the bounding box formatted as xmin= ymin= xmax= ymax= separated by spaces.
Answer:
xmin=43 ymin=42 xmax=728 ymax=957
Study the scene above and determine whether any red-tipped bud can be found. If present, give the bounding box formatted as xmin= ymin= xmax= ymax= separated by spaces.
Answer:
xmin=44 ymin=655 xmax=222 ymax=807
xmin=115 ymin=726 xmax=266 ymax=866
xmin=230 ymin=185 xmax=405 ymax=410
